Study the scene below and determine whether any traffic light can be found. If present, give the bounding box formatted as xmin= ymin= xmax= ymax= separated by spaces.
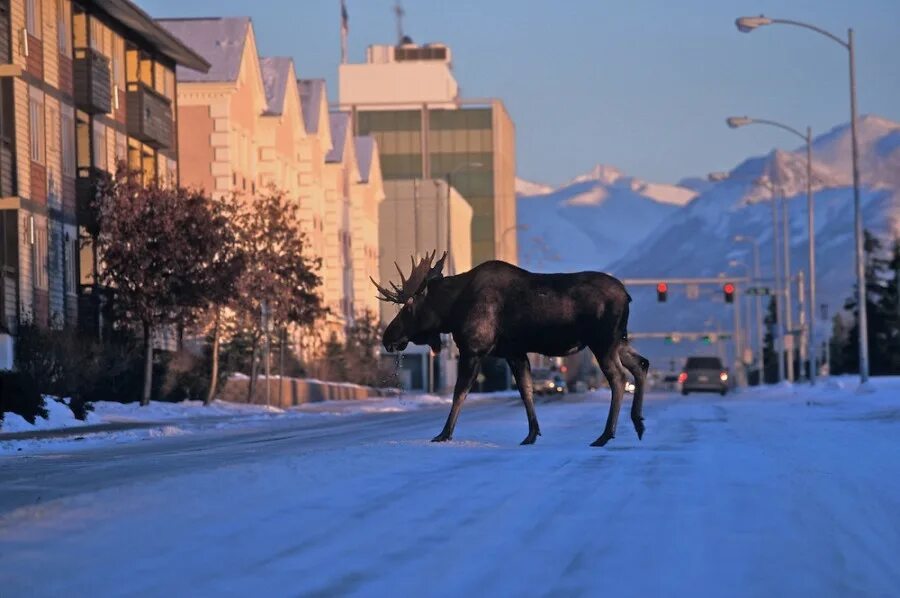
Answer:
xmin=656 ymin=282 xmax=668 ymax=302
xmin=723 ymin=282 xmax=735 ymax=303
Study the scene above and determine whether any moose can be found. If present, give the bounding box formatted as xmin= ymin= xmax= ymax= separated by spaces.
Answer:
xmin=371 ymin=251 xmax=649 ymax=447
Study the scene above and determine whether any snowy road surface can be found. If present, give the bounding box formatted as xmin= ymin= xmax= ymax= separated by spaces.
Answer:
xmin=2 ymin=382 xmax=899 ymax=597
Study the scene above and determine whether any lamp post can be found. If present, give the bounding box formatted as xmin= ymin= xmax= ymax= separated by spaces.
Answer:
xmin=445 ymin=162 xmax=483 ymax=275
xmin=726 ymin=115 xmax=816 ymax=384
xmin=733 ymin=236 xmax=765 ymax=383
xmin=735 ymin=14 xmax=866 ymax=383
xmin=709 ymin=171 xmax=784 ymax=383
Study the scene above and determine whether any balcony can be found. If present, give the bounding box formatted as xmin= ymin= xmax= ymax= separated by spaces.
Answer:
xmin=73 ymin=47 xmax=112 ymax=114
xmin=126 ymin=82 xmax=173 ymax=149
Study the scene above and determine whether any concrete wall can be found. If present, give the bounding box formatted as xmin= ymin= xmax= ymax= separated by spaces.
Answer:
xmin=221 ymin=375 xmax=395 ymax=408
xmin=339 ymin=61 xmax=458 ymax=109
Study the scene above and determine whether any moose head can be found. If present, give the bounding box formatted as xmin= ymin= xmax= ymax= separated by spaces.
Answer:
xmin=371 ymin=250 xmax=448 ymax=354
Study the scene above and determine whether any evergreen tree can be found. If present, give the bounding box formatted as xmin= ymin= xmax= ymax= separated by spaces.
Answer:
xmin=841 ymin=230 xmax=898 ymax=375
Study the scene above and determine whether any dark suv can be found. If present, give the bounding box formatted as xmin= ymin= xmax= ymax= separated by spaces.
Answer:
xmin=679 ymin=356 xmax=729 ymax=395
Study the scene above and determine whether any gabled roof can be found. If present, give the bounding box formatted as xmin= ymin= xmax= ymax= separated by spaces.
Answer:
xmin=355 ymin=136 xmax=376 ymax=182
xmin=157 ymin=17 xmax=251 ymax=82
xmin=95 ymin=0 xmax=209 ymax=72
xmin=326 ymin=112 xmax=351 ymax=163
xmin=298 ymin=79 xmax=326 ymax=134
xmin=259 ymin=57 xmax=294 ymax=116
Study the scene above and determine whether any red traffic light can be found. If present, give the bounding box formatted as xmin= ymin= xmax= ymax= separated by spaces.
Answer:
xmin=656 ymin=282 xmax=668 ymax=302
xmin=723 ymin=282 xmax=735 ymax=303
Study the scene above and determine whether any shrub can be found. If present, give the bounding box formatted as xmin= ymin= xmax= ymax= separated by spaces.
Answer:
xmin=0 ymin=370 xmax=46 ymax=424
xmin=12 ymin=323 xmax=144 ymax=417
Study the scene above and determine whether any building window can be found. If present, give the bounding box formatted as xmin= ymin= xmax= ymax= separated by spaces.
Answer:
xmin=65 ymin=233 xmax=77 ymax=294
xmin=29 ymin=93 xmax=44 ymax=164
xmin=32 ymin=222 xmax=48 ymax=291
xmin=112 ymin=36 xmax=125 ymax=96
xmin=92 ymin=121 xmax=106 ymax=171
xmin=25 ymin=0 xmax=41 ymax=38
xmin=57 ymin=0 xmax=70 ymax=56
xmin=61 ymin=111 xmax=75 ymax=177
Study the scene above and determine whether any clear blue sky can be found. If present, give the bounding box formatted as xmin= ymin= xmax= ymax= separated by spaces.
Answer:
xmin=143 ymin=0 xmax=900 ymax=186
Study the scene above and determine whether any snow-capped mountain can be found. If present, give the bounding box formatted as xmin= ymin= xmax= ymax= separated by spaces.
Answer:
xmin=516 ymin=165 xmax=697 ymax=272
xmin=607 ymin=115 xmax=900 ymax=343
xmin=514 ymin=177 xmax=554 ymax=197
xmin=516 ymin=115 xmax=900 ymax=362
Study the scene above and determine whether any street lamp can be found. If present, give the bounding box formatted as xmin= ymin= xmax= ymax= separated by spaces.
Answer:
xmin=726 ymin=115 xmax=817 ymax=384
xmin=733 ymin=236 xmax=765 ymax=384
xmin=735 ymin=14 xmax=868 ymax=383
xmin=708 ymin=171 xmax=785 ymax=383
xmin=445 ymin=162 xmax=483 ymax=275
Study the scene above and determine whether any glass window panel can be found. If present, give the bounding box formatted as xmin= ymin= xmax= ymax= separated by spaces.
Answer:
xmin=73 ymin=11 xmax=86 ymax=48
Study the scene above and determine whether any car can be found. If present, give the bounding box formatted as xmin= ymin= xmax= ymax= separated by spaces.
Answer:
xmin=679 ymin=356 xmax=729 ymax=396
xmin=533 ymin=370 xmax=568 ymax=396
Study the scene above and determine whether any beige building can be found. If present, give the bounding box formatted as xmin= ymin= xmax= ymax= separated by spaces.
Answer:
xmin=376 ymin=178 xmax=472 ymax=393
xmin=339 ymin=42 xmax=516 ymax=266
xmin=159 ymin=18 xmax=387 ymax=347
xmin=159 ymin=17 xmax=267 ymax=199
xmin=322 ymin=110 xmax=355 ymax=333
xmin=296 ymin=79 xmax=331 ymax=296
xmin=350 ymin=136 xmax=384 ymax=319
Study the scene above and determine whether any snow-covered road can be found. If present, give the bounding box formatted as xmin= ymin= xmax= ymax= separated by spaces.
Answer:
xmin=2 ymin=382 xmax=899 ymax=597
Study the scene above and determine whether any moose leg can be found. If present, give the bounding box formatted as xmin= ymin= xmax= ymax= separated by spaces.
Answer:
xmin=619 ymin=344 xmax=650 ymax=440
xmin=432 ymin=353 xmax=481 ymax=442
xmin=507 ymin=354 xmax=541 ymax=445
xmin=591 ymin=342 xmax=626 ymax=447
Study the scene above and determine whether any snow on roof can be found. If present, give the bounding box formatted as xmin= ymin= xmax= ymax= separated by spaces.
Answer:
xmin=157 ymin=17 xmax=250 ymax=82
xmin=259 ymin=56 xmax=293 ymax=116
xmin=326 ymin=112 xmax=350 ymax=163
xmin=298 ymin=79 xmax=326 ymax=134
xmin=355 ymin=136 xmax=376 ymax=182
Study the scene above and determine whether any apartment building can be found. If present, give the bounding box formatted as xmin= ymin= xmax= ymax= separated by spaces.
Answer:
xmin=0 ymin=0 xmax=207 ymax=333
xmin=349 ymin=135 xmax=383 ymax=320
xmin=323 ymin=110 xmax=355 ymax=334
xmin=296 ymin=78 xmax=330 ymax=296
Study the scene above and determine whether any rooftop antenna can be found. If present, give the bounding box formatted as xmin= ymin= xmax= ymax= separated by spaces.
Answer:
xmin=394 ymin=1 xmax=405 ymax=45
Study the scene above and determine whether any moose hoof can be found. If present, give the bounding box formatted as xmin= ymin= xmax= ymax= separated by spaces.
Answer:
xmin=431 ymin=433 xmax=452 ymax=443
xmin=590 ymin=433 xmax=614 ymax=447
xmin=520 ymin=435 xmax=537 ymax=446
xmin=633 ymin=418 xmax=645 ymax=440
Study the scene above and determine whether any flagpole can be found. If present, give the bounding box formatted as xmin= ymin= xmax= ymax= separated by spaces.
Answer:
xmin=340 ymin=0 xmax=348 ymax=64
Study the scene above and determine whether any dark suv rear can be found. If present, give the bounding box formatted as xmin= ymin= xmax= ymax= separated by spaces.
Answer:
xmin=679 ymin=356 xmax=729 ymax=395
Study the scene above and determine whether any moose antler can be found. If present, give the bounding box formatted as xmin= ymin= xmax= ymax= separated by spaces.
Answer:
xmin=370 ymin=250 xmax=448 ymax=304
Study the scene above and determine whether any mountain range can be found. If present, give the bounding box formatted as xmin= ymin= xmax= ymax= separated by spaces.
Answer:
xmin=516 ymin=115 xmax=900 ymax=364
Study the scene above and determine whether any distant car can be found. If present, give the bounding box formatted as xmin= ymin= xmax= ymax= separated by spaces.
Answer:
xmin=679 ymin=356 xmax=729 ymax=396
xmin=624 ymin=380 xmax=635 ymax=394
xmin=533 ymin=370 xmax=567 ymax=396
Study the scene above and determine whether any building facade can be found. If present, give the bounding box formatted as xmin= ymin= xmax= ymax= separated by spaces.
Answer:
xmin=350 ymin=135 xmax=383 ymax=320
xmin=0 ymin=0 xmax=206 ymax=334
xmin=377 ymin=178 xmax=472 ymax=393
xmin=339 ymin=42 xmax=516 ymax=266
